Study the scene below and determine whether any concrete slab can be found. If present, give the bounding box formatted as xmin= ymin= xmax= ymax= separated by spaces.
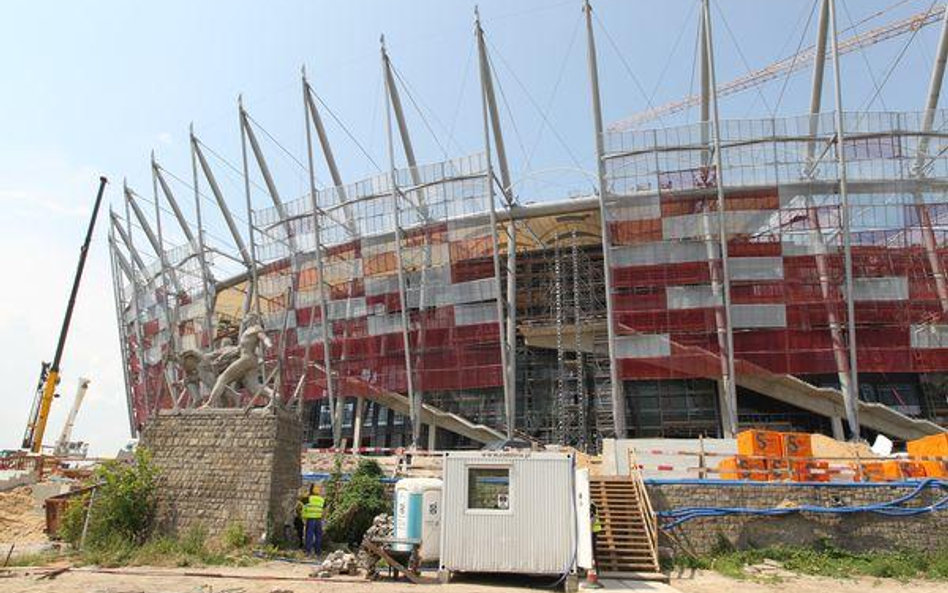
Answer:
xmin=599 ymin=578 xmax=682 ymax=592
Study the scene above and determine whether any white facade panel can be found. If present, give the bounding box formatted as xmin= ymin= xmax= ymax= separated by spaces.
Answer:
xmin=911 ymin=324 xmax=948 ymax=349
xmin=730 ymin=257 xmax=784 ymax=281
xmin=454 ymin=302 xmax=499 ymax=326
xmin=611 ymin=241 xmax=714 ymax=267
xmin=614 ymin=334 xmax=671 ymax=358
xmin=731 ymin=304 xmax=786 ymax=328
xmin=326 ymin=297 xmax=367 ymax=320
xmin=666 ymin=285 xmax=721 ymax=310
xmin=852 ymin=276 xmax=909 ymax=301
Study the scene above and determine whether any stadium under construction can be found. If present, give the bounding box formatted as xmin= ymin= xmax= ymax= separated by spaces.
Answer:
xmin=110 ymin=0 xmax=948 ymax=452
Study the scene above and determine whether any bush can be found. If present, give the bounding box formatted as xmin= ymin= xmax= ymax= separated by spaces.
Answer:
xmin=83 ymin=447 xmax=158 ymax=549
xmin=324 ymin=459 xmax=387 ymax=545
xmin=223 ymin=521 xmax=250 ymax=550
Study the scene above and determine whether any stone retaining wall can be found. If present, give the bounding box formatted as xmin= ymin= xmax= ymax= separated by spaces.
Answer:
xmin=646 ymin=480 xmax=946 ymax=556
xmin=142 ymin=408 xmax=301 ymax=543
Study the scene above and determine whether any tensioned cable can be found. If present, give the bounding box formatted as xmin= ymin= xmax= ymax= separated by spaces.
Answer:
xmin=648 ymin=0 xmax=700 ymax=115
xmin=485 ymin=37 xmax=587 ymax=176
xmin=524 ymin=13 xmax=583 ymax=173
xmin=389 ymin=62 xmax=453 ymax=162
xmin=196 ymin=138 xmax=273 ymax=201
xmin=772 ymin=0 xmax=820 ymax=115
xmin=149 ymin=166 xmax=251 ymax=251
xmin=391 ymin=60 xmax=467 ymax=158
xmin=592 ymin=9 xmax=667 ymax=128
xmin=244 ymin=112 xmax=313 ymax=179
xmin=448 ymin=43 xmax=475 ymax=151
xmin=687 ymin=5 xmax=701 ymax=124
xmin=711 ymin=0 xmax=776 ymax=118
xmin=839 ymin=0 xmax=891 ymax=112
xmin=858 ymin=0 xmax=940 ymax=113
xmin=304 ymin=84 xmax=383 ymax=175
xmin=483 ymin=44 xmax=530 ymax=170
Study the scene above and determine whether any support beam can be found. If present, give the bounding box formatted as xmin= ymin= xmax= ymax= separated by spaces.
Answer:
xmin=108 ymin=225 xmax=138 ymax=436
xmin=381 ymin=36 xmax=422 ymax=187
xmin=302 ymin=67 xmax=356 ymax=233
xmin=189 ymin=123 xmax=216 ymax=349
xmin=805 ymin=0 xmax=856 ymax=437
xmin=476 ymin=8 xmax=515 ymax=439
xmin=584 ymin=0 xmax=627 ymax=437
xmin=828 ymin=0 xmax=861 ymax=437
xmin=383 ymin=36 xmax=422 ymax=449
xmin=302 ymin=67 xmax=342 ymax=447
xmin=122 ymin=188 xmax=154 ymax=419
xmin=124 ymin=183 xmax=184 ymax=295
xmin=238 ymin=95 xmax=262 ymax=315
xmin=190 ymin=130 xmax=253 ymax=268
xmin=152 ymin=160 xmax=197 ymax=248
xmin=238 ymin=103 xmax=298 ymax=254
xmin=911 ymin=5 xmax=948 ymax=317
xmin=702 ymin=0 xmax=739 ymax=436
xmin=110 ymin=211 xmax=149 ymax=280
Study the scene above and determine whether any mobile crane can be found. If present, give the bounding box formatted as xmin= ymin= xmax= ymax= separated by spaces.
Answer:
xmin=22 ymin=176 xmax=108 ymax=454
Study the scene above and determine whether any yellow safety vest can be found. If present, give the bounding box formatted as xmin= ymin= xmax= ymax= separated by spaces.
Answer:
xmin=302 ymin=494 xmax=325 ymax=520
xmin=592 ymin=514 xmax=603 ymax=534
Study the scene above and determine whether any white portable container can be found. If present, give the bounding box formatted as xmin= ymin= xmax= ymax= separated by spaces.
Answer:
xmin=439 ymin=451 xmax=577 ymax=577
xmin=393 ymin=477 xmax=443 ymax=562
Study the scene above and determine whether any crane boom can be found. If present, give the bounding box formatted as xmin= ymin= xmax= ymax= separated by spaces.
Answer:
xmin=22 ymin=177 xmax=108 ymax=453
xmin=54 ymin=377 xmax=90 ymax=457
xmin=608 ymin=4 xmax=945 ymax=132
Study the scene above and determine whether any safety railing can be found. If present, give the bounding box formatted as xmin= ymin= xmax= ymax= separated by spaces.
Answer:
xmin=627 ymin=442 xmax=948 ymax=483
xmin=627 ymin=447 xmax=660 ymax=569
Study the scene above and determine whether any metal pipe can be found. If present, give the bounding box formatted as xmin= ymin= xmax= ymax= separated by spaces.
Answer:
xmin=191 ymin=132 xmax=253 ymax=268
xmin=805 ymin=0 xmax=854 ymax=429
xmin=702 ymin=0 xmax=739 ymax=436
xmin=583 ymin=0 xmax=627 ymax=438
xmin=238 ymin=95 xmax=261 ymax=315
xmin=189 ymin=123 xmax=216 ymax=349
xmin=476 ymin=8 xmax=514 ymax=439
xmin=383 ymin=36 xmax=421 ymax=449
xmin=828 ymin=0 xmax=861 ymax=437
xmin=108 ymin=225 xmax=138 ymax=435
xmin=303 ymin=66 xmax=340 ymax=446
xmin=912 ymin=5 xmax=948 ymax=316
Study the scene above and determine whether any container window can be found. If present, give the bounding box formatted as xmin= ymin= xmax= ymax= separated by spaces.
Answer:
xmin=467 ymin=467 xmax=510 ymax=510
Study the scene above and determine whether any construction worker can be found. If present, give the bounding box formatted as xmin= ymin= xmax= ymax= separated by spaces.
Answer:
xmin=588 ymin=501 xmax=603 ymax=588
xmin=302 ymin=484 xmax=326 ymax=556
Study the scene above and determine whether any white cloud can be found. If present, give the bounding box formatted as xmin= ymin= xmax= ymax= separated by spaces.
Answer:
xmin=157 ymin=132 xmax=173 ymax=146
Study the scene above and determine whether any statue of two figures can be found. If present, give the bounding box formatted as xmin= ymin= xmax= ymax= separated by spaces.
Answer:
xmin=175 ymin=312 xmax=279 ymax=411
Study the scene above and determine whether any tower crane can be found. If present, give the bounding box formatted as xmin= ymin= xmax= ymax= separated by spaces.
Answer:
xmin=22 ymin=177 xmax=108 ymax=454
xmin=608 ymin=4 xmax=945 ymax=132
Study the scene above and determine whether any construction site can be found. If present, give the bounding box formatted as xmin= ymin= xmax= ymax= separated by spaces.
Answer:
xmin=3 ymin=0 xmax=948 ymax=592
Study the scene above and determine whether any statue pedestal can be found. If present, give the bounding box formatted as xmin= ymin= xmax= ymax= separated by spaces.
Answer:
xmin=142 ymin=407 xmax=301 ymax=544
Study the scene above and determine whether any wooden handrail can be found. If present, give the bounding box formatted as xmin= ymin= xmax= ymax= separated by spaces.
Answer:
xmin=627 ymin=447 xmax=660 ymax=570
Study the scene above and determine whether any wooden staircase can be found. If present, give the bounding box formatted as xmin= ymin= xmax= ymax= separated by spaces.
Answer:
xmin=589 ymin=475 xmax=662 ymax=579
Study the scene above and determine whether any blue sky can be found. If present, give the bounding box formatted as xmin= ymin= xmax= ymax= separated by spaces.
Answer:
xmin=0 ymin=0 xmax=942 ymax=455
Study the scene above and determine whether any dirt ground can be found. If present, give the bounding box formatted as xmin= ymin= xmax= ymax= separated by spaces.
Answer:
xmin=671 ymin=568 xmax=948 ymax=593
xmin=1 ymin=564 xmax=945 ymax=593
xmin=0 ymin=486 xmax=47 ymax=547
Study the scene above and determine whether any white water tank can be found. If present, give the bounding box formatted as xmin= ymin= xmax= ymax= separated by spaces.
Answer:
xmin=393 ymin=477 xmax=443 ymax=562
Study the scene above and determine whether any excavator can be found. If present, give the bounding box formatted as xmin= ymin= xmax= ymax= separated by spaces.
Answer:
xmin=21 ymin=177 xmax=108 ymax=454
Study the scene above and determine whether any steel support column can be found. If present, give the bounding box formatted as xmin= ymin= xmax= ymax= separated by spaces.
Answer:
xmin=583 ymin=0 xmax=627 ymax=437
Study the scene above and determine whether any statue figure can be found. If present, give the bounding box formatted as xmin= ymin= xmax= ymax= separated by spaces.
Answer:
xmin=177 ymin=313 xmax=277 ymax=410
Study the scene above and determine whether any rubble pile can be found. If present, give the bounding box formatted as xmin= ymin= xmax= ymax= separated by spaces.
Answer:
xmin=357 ymin=513 xmax=393 ymax=578
xmin=312 ymin=549 xmax=359 ymax=578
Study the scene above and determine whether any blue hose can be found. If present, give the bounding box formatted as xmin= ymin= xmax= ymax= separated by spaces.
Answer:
xmin=658 ymin=478 xmax=948 ymax=529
